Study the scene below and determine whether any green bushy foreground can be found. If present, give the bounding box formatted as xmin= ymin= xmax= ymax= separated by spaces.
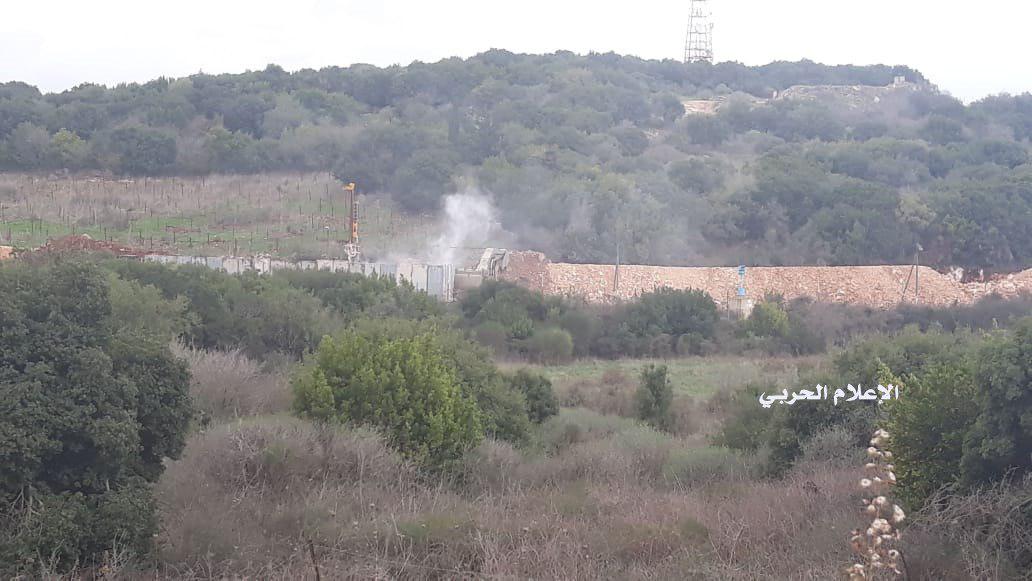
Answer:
xmin=0 ymin=261 xmax=192 ymax=574
xmin=292 ymin=331 xmax=484 ymax=468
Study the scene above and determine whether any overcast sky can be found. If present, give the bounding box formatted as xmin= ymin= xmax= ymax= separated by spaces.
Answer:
xmin=1 ymin=0 xmax=1027 ymax=102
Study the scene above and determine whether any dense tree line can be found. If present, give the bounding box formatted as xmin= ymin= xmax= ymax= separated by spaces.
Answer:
xmin=3 ymin=52 xmax=1030 ymax=268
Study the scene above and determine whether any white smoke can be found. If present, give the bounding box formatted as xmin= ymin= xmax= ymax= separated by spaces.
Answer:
xmin=430 ymin=188 xmax=501 ymax=266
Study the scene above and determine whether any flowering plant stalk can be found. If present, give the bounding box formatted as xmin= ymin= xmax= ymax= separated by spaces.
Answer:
xmin=846 ymin=428 xmax=905 ymax=579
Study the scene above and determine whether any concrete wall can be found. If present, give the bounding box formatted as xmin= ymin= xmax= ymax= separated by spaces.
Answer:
xmin=143 ymin=254 xmax=456 ymax=301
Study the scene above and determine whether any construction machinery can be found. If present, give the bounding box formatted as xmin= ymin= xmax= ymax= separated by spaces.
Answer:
xmin=342 ymin=182 xmax=361 ymax=262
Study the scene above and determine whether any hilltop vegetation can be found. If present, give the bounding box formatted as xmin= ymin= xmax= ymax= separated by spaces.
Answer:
xmin=2 ymin=52 xmax=1031 ymax=270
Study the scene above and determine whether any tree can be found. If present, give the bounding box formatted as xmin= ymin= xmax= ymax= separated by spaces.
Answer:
xmin=221 ymin=93 xmax=272 ymax=136
xmin=636 ymin=364 xmax=673 ymax=431
xmin=622 ymin=288 xmax=719 ymax=344
xmin=48 ymin=128 xmax=90 ymax=169
xmin=261 ymin=94 xmax=310 ymax=138
xmin=524 ymin=327 xmax=574 ymax=365
xmin=610 ymin=126 xmax=650 ymax=156
xmin=678 ymin=115 xmax=731 ymax=147
xmin=292 ymin=331 xmax=483 ymax=468
xmin=205 ymin=126 xmax=263 ymax=172
xmin=920 ymin=115 xmax=966 ymax=145
xmin=8 ymin=122 xmax=50 ymax=168
xmin=667 ymin=157 xmax=725 ymax=194
xmin=108 ymin=126 xmax=177 ymax=175
xmin=960 ymin=318 xmax=1032 ymax=486
xmin=0 ymin=261 xmax=192 ymax=574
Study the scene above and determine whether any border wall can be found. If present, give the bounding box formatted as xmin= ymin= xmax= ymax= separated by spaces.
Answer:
xmin=143 ymin=255 xmax=455 ymax=301
xmin=496 ymin=251 xmax=1032 ymax=309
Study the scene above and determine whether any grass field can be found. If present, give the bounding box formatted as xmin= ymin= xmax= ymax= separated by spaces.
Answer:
xmin=503 ymin=355 xmax=820 ymax=398
xmin=0 ymin=172 xmax=435 ymax=259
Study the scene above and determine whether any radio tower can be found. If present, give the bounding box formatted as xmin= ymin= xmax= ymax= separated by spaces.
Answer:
xmin=683 ymin=0 xmax=714 ymax=64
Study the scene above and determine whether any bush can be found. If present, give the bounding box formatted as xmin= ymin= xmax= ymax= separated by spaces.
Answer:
xmin=109 ymin=260 xmax=338 ymax=359
xmin=636 ymin=364 xmax=674 ymax=431
xmin=713 ymin=382 xmax=776 ymax=452
xmin=171 ymin=343 xmax=290 ymax=424
xmin=960 ymin=318 xmax=1032 ymax=487
xmin=274 ymin=269 xmax=441 ymax=323
xmin=524 ymin=327 xmax=574 ymax=365
xmin=741 ymin=301 xmax=789 ymax=338
xmin=292 ymin=330 xmax=483 ymax=468
xmin=473 ymin=320 xmax=510 ymax=355
xmin=348 ymin=317 xmax=534 ymax=445
xmin=607 ymin=288 xmax=719 ymax=357
xmin=506 ymin=369 xmax=559 ymax=423
xmin=881 ymin=363 xmax=977 ymax=507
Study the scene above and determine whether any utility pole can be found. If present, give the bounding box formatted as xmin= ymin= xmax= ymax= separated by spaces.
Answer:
xmin=915 ymin=243 xmax=923 ymax=301
xmin=614 ymin=238 xmax=621 ymax=295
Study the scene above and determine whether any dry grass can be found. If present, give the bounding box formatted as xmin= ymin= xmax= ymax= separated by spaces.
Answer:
xmin=514 ymin=355 xmax=812 ymax=400
xmin=172 ymin=342 xmax=292 ymax=423
xmin=131 ymin=348 xmax=1030 ymax=580
xmin=147 ymin=408 xmax=871 ymax=580
xmin=902 ymin=476 xmax=1032 ymax=580
xmin=549 ymin=359 xmax=789 ymax=438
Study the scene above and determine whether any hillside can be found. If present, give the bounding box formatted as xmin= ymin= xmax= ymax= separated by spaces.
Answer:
xmin=1 ymin=51 xmax=1031 ymax=271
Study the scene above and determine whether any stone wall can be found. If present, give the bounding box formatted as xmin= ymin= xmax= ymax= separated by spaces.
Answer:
xmin=497 ymin=251 xmax=1032 ymax=308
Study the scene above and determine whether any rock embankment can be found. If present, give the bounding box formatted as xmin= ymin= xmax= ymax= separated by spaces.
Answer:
xmin=498 ymin=251 xmax=1032 ymax=308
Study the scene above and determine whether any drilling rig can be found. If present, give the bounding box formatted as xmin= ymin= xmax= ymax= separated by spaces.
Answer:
xmin=342 ymin=182 xmax=361 ymax=262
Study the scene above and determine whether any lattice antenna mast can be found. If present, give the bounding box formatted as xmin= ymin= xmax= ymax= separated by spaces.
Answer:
xmin=683 ymin=0 xmax=714 ymax=64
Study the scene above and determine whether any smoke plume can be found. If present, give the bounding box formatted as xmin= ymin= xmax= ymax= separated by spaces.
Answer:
xmin=430 ymin=188 xmax=503 ymax=266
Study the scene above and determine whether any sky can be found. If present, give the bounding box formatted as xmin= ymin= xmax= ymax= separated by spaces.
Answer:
xmin=1 ymin=0 xmax=1027 ymax=103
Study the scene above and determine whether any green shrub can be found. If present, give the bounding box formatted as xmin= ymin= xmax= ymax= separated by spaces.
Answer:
xmin=675 ymin=332 xmax=705 ymax=355
xmin=524 ymin=327 xmax=574 ymax=365
xmin=348 ymin=318 xmax=534 ymax=445
xmin=473 ymin=320 xmax=510 ymax=355
xmin=887 ymin=363 xmax=978 ymax=507
xmin=600 ymin=288 xmax=720 ymax=357
xmin=109 ymin=260 xmax=337 ymax=359
xmin=274 ymin=269 xmax=441 ymax=322
xmin=636 ymin=364 xmax=674 ymax=431
xmin=960 ymin=318 xmax=1032 ymax=487
xmin=713 ymin=382 xmax=776 ymax=452
xmin=742 ymin=301 xmax=790 ymax=338
xmin=506 ymin=369 xmax=559 ymax=423
xmin=292 ymin=330 xmax=483 ymax=468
